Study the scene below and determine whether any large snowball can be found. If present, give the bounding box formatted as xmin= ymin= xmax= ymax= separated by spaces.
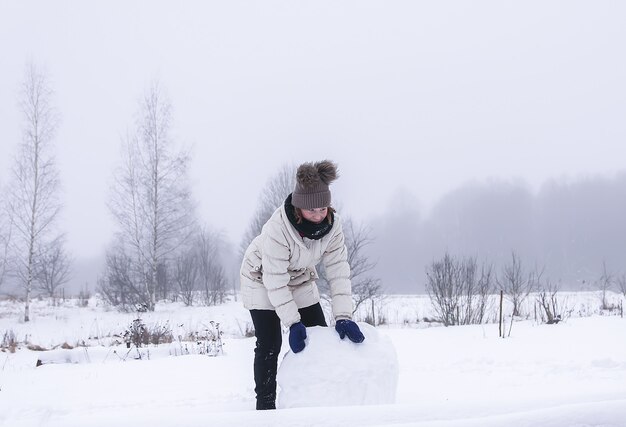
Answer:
xmin=277 ymin=322 xmax=398 ymax=408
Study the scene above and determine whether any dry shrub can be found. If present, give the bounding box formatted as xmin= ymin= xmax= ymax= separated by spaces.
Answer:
xmin=1 ymin=330 xmax=18 ymax=353
xmin=123 ymin=318 xmax=173 ymax=348
xmin=27 ymin=344 xmax=47 ymax=351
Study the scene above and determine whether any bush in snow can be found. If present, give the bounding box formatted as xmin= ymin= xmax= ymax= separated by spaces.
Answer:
xmin=175 ymin=321 xmax=224 ymax=356
xmin=123 ymin=319 xmax=173 ymax=348
xmin=426 ymin=252 xmax=493 ymax=326
xmin=595 ymin=261 xmax=614 ymax=311
xmin=496 ymin=251 xmax=542 ymax=318
xmin=1 ymin=329 xmax=18 ymax=353
xmin=77 ymin=289 xmax=90 ymax=307
xmin=535 ymin=280 xmax=572 ymax=324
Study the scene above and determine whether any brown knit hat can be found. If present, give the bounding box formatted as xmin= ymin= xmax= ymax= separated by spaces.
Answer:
xmin=291 ymin=160 xmax=339 ymax=209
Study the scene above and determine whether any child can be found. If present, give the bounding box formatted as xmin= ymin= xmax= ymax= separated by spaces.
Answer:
xmin=240 ymin=160 xmax=365 ymax=410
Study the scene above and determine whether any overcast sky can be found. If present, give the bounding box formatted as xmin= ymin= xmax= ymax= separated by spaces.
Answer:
xmin=1 ymin=1 xmax=625 ymax=259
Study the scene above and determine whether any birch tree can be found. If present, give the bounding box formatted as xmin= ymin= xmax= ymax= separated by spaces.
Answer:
xmin=0 ymin=211 xmax=12 ymax=290
xmin=7 ymin=63 xmax=63 ymax=321
xmin=107 ymin=82 xmax=195 ymax=311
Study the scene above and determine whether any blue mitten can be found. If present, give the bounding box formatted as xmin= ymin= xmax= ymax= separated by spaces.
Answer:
xmin=335 ymin=319 xmax=365 ymax=343
xmin=289 ymin=322 xmax=307 ymax=353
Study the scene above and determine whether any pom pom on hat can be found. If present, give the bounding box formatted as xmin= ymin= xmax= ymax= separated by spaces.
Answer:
xmin=292 ymin=160 xmax=338 ymax=209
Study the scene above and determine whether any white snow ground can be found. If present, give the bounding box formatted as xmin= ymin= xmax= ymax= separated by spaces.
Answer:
xmin=1 ymin=295 xmax=626 ymax=427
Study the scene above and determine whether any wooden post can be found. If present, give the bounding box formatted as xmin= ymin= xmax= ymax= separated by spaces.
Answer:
xmin=499 ymin=290 xmax=504 ymax=338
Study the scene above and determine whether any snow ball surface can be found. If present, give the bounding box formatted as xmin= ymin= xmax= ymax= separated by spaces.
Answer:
xmin=277 ymin=322 xmax=398 ymax=408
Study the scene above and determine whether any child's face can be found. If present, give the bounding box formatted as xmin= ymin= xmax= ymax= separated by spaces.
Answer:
xmin=301 ymin=207 xmax=328 ymax=224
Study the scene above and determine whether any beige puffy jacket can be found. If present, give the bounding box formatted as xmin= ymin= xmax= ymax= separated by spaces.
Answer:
xmin=240 ymin=205 xmax=353 ymax=327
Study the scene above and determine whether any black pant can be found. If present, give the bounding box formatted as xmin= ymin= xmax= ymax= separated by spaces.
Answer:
xmin=250 ymin=303 xmax=327 ymax=409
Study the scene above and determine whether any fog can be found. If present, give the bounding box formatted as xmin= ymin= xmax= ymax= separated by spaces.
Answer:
xmin=1 ymin=1 xmax=625 ymax=294
xmin=68 ymin=172 xmax=626 ymax=295
xmin=371 ymin=173 xmax=626 ymax=292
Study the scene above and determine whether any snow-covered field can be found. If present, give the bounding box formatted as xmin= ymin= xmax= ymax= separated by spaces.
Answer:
xmin=1 ymin=293 xmax=626 ymax=427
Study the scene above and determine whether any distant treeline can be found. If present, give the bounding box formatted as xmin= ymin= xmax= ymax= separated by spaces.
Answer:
xmin=370 ymin=173 xmax=626 ymax=293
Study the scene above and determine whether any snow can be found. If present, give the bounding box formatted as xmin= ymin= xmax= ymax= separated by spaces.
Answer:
xmin=277 ymin=323 xmax=398 ymax=408
xmin=1 ymin=294 xmax=626 ymax=426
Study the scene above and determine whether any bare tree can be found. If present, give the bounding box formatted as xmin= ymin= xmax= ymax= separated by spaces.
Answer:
xmin=617 ymin=273 xmax=626 ymax=298
xmin=197 ymin=227 xmax=228 ymax=306
xmin=7 ymin=63 xmax=63 ymax=321
xmin=34 ymin=235 xmax=71 ymax=298
xmin=317 ymin=219 xmax=383 ymax=323
xmin=426 ymin=253 xmax=460 ymax=326
xmin=108 ymin=82 xmax=195 ymax=311
xmin=596 ymin=261 xmax=614 ymax=310
xmin=497 ymin=252 xmax=540 ymax=317
xmin=463 ymin=260 xmax=493 ymax=325
xmin=343 ymin=220 xmax=383 ymax=321
xmin=98 ymin=249 xmax=148 ymax=311
xmin=239 ymin=163 xmax=295 ymax=256
xmin=155 ymin=262 xmax=169 ymax=302
xmin=204 ymin=263 xmax=229 ymax=306
xmin=426 ymin=252 xmax=493 ymax=326
xmin=535 ymin=279 xmax=569 ymax=324
xmin=174 ymin=248 xmax=199 ymax=306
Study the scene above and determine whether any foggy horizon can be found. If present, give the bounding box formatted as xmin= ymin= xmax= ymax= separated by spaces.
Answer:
xmin=6 ymin=170 xmax=624 ymax=295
